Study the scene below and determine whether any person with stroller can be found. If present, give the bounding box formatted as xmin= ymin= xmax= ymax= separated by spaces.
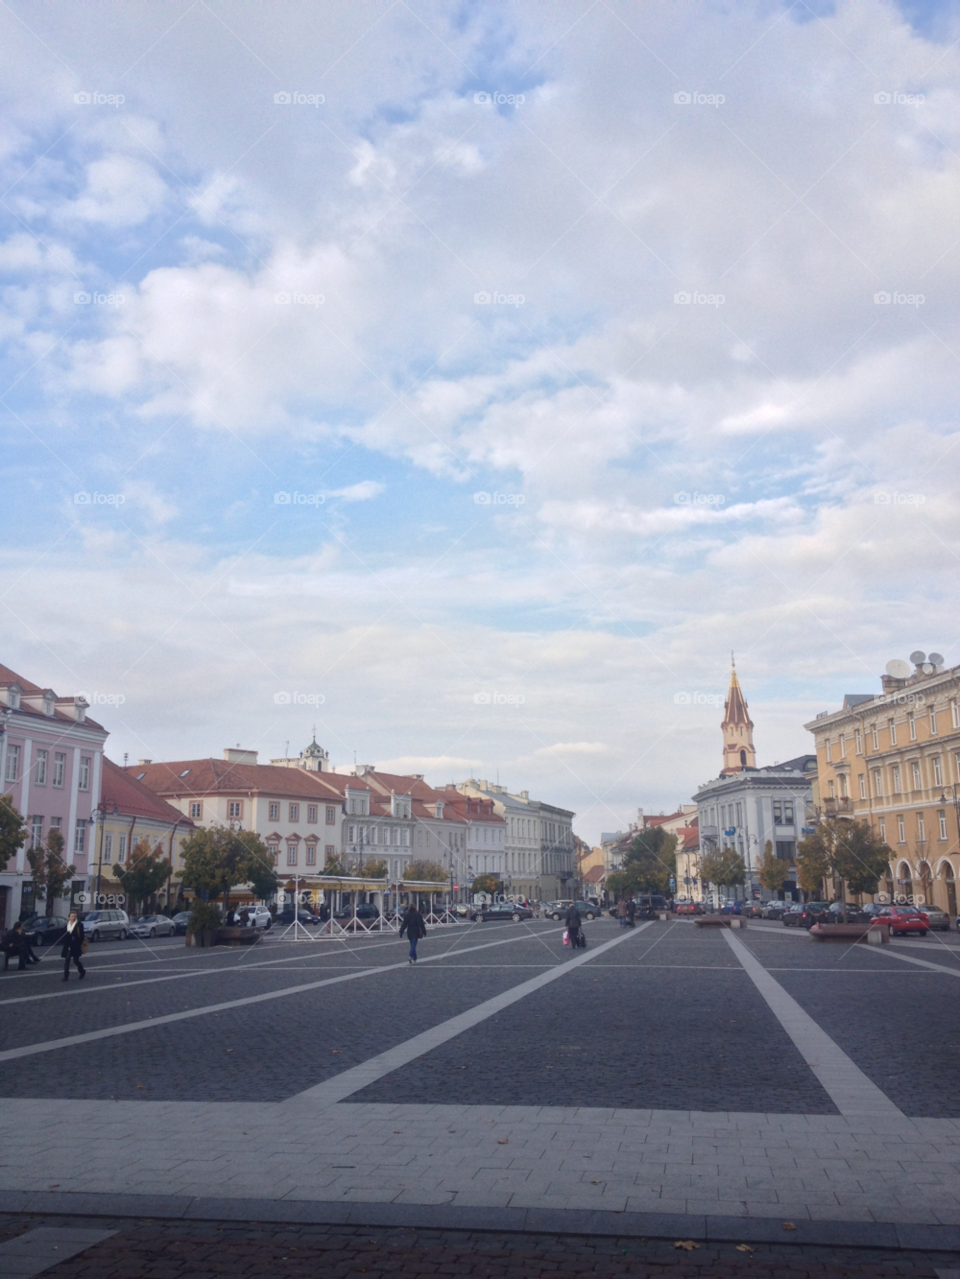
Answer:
xmin=565 ymin=902 xmax=583 ymax=951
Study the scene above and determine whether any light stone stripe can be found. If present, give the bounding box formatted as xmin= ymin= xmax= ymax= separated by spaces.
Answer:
xmin=0 ymin=1228 xmax=117 ymax=1279
xmin=867 ymin=947 xmax=960 ymax=978
xmin=290 ymin=922 xmax=651 ymax=1104
xmin=0 ymin=930 xmax=564 ymax=1064
xmin=722 ymin=929 xmax=905 ymax=1119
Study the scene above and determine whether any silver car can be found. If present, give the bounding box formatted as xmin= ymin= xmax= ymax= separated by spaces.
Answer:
xmin=80 ymin=909 xmax=130 ymax=941
xmin=916 ymin=903 xmax=951 ymax=931
xmin=130 ymin=914 xmax=177 ymax=938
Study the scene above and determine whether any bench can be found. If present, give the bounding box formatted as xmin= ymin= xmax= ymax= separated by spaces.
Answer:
xmin=810 ymin=923 xmax=888 ymax=944
xmin=694 ymin=916 xmax=747 ymax=929
xmin=215 ymin=926 xmax=260 ymax=947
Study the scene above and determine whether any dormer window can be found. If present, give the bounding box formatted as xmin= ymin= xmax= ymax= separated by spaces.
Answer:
xmin=3 ymin=683 xmax=22 ymax=710
xmin=179 ymin=768 xmax=191 ymax=778
xmin=435 ymin=802 xmax=443 ymax=819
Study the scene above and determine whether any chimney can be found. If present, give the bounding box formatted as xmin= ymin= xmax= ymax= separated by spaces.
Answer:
xmin=223 ymin=748 xmax=258 ymax=764
xmin=139 ymin=759 xmax=152 ymax=766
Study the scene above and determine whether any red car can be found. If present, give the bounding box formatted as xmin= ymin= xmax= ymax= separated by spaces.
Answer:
xmin=675 ymin=901 xmax=704 ymax=915
xmin=871 ymin=906 xmax=929 ymax=936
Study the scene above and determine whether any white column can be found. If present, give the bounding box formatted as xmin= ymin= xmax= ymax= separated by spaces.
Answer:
xmin=67 ymin=745 xmax=81 ymax=868
xmin=19 ymin=738 xmax=32 ymax=823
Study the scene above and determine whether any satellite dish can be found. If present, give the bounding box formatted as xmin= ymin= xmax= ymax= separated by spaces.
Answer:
xmin=910 ymin=650 xmax=926 ymax=665
xmin=922 ymin=663 xmax=934 ymax=674
xmin=885 ymin=659 xmax=911 ymax=679
xmin=929 ymin=652 xmax=945 ymax=666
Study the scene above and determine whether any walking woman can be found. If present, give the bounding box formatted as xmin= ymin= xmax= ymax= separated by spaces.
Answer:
xmin=399 ymin=902 xmax=427 ymax=964
xmin=61 ymin=911 xmax=86 ymax=982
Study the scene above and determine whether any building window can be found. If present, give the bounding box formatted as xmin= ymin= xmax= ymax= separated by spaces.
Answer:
xmin=289 ymin=803 xmax=299 ymax=822
xmin=917 ymin=813 xmax=926 ymax=843
xmin=939 ymin=810 xmax=948 ymax=841
xmin=287 ymin=843 xmax=297 ymax=865
xmin=53 ymin=753 xmax=65 ymax=787
xmin=912 ymin=761 xmax=922 ymax=790
xmin=825 ymin=740 xmax=832 ymax=762
xmin=74 ymin=821 xmax=86 ymax=855
xmin=347 ymin=824 xmax=355 ymax=843
xmin=189 ymin=802 xmax=202 ymax=819
xmin=403 ymin=828 xmax=411 ymax=846
xmin=897 ymin=815 xmax=905 ymax=843
xmin=839 ymin=734 xmax=846 ymax=756
xmin=307 ymin=805 xmax=317 ymax=823
xmin=855 ymin=729 xmax=863 ymax=754
xmin=4 ymin=745 xmax=20 ymax=784
xmin=828 ymin=780 xmax=835 ymax=798
xmin=889 ymin=719 xmax=897 ymax=746
xmin=871 ymin=724 xmax=879 ymax=751
xmin=953 ymin=700 xmax=960 ymax=729
xmin=892 ymin=765 xmax=901 ymax=794
xmin=269 ymin=802 xmax=280 ymax=821
xmin=117 ymin=833 xmax=127 ymax=863
xmin=909 ymin=714 xmax=917 ymax=741
xmin=858 ymin=774 xmax=866 ymax=799
xmin=931 ymin=709 xmax=939 ymax=736
xmin=228 ymin=801 xmax=242 ymax=819
xmin=873 ymin=769 xmax=883 ymax=797
xmin=325 ymin=844 xmax=335 ymax=860
xmin=933 ymin=756 xmax=943 ymax=786
xmin=78 ymin=757 xmax=90 ymax=791
xmin=879 ymin=818 xmax=886 ymax=842
xmin=773 ymin=801 xmax=782 ymax=824
xmin=268 ymin=842 xmax=279 ymax=864
xmin=35 ymin=749 xmax=47 ymax=786
xmin=326 ymin=806 xmax=336 ymax=825
xmin=31 ymin=815 xmax=43 ymax=848
xmin=784 ymin=801 xmax=794 ymax=824
xmin=103 ymin=832 xmax=113 ymax=863
xmin=839 ymin=774 xmax=848 ymax=797
xmin=775 ymin=841 xmax=795 ymax=861
xmin=306 ymin=844 xmax=317 ymax=865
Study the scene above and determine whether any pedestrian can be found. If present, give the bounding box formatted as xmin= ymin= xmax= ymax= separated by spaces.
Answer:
xmin=2 ymin=923 xmax=24 ymax=971
xmin=626 ymin=899 xmax=636 ymax=928
xmin=617 ymin=898 xmax=628 ymax=928
xmin=564 ymin=902 xmax=582 ymax=951
xmin=399 ymin=902 xmax=426 ymax=964
xmin=60 ymin=911 xmax=86 ymax=982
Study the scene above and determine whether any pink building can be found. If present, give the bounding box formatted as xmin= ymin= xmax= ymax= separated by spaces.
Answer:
xmin=0 ymin=662 xmax=108 ymax=927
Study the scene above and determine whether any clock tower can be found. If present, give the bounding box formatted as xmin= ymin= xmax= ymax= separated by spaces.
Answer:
xmin=720 ymin=656 xmax=756 ymax=775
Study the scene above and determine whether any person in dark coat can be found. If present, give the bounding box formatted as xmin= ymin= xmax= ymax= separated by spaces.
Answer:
xmin=564 ymin=903 xmax=582 ymax=950
xmin=60 ymin=911 xmax=86 ymax=982
xmin=399 ymin=903 xmax=427 ymax=963
xmin=626 ymin=899 xmax=636 ymax=928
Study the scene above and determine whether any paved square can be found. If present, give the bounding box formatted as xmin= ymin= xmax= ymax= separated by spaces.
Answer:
xmin=3 ymin=917 xmax=960 ymax=1234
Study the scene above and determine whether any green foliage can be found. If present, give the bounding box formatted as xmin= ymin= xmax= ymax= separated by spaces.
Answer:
xmin=323 ymin=851 xmax=348 ymax=875
xmin=472 ymin=872 xmax=502 ymax=896
xmin=798 ymin=818 xmax=892 ymax=898
xmin=403 ymin=859 xmax=448 ymax=883
xmin=699 ymin=846 xmax=746 ymax=890
xmin=26 ymin=828 xmax=76 ymax=917
xmin=111 ymin=837 xmax=171 ymax=915
xmin=355 ymin=858 xmax=387 ymax=879
xmin=187 ymin=900 xmax=222 ymax=934
xmin=620 ymin=826 xmax=677 ymax=894
xmin=0 ymin=794 xmax=27 ymax=871
xmin=179 ymin=827 xmax=278 ymax=911
xmin=795 ymin=826 xmax=833 ymax=896
xmin=757 ymin=840 xmax=789 ymax=893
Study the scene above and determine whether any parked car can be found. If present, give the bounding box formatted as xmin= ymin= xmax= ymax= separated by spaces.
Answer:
xmin=471 ymin=903 xmax=533 ymax=922
xmin=762 ymin=901 xmax=788 ymax=920
xmin=543 ymin=900 xmax=573 ymax=919
xmin=130 ymin=914 xmax=177 ymax=939
xmin=228 ymin=905 xmax=272 ymax=929
xmin=334 ymin=903 xmax=381 ymax=925
xmin=871 ymin=906 xmax=930 ymax=936
xmin=720 ymin=901 xmax=744 ymax=915
xmin=782 ymin=904 xmax=804 ymax=927
xmin=544 ymin=901 xmax=600 ymax=921
xmin=277 ymin=907 xmax=321 ymax=926
xmin=825 ymin=902 xmax=868 ymax=923
xmin=915 ymin=904 xmax=950 ymax=931
xmin=799 ymin=902 xmax=832 ymax=928
xmin=740 ymin=902 xmax=764 ymax=918
xmin=80 ymin=909 xmax=131 ymax=941
xmin=172 ymin=911 xmax=192 ymax=935
xmin=23 ymin=915 xmax=70 ymax=948
xmin=675 ymin=900 xmax=705 ymax=915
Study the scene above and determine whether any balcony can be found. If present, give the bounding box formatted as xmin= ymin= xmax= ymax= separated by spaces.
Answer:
xmin=823 ymin=796 xmax=853 ymax=816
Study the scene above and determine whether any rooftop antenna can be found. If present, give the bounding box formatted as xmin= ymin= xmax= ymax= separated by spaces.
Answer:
xmin=731 ymin=650 xmax=735 ymax=668
xmin=123 ymin=752 xmax=128 ymax=768
xmin=285 ymin=740 xmax=289 ymax=759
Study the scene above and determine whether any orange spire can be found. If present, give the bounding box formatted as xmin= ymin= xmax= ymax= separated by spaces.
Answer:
xmin=720 ymin=659 xmax=756 ymax=775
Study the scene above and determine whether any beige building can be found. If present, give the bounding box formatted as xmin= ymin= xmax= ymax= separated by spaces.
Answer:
xmin=804 ymin=652 xmax=960 ymax=915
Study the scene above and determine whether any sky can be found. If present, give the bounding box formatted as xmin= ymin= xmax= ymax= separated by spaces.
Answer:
xmin=2 ymin=0 xmax=960 ymax=845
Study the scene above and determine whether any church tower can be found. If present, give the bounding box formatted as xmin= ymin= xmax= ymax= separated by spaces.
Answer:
xmin=720 ymin=656 xmax=756 ymax=775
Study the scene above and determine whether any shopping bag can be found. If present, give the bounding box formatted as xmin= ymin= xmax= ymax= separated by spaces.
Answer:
xmin=562 ymin=929 xmax=570 ymax=946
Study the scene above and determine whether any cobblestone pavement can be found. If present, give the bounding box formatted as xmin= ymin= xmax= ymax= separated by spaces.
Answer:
xmin=0 ymin=1216 xmax=954 ymax=1279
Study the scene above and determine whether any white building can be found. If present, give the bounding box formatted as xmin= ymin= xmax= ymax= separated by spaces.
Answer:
xmin=456 ymin=780 xmax=574 ymax=901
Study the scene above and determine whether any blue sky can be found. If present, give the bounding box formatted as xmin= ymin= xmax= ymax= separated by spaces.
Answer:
xmin=2 ymin=0 xmax=960 ymax=842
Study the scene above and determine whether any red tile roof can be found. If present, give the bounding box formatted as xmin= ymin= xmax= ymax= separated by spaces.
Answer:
xmin=0 ymin=661 xmax=106 ymax=731
xmin=102 ymin=758 xmax=196 ymax=827
xmin=128 ymin=758 xmax=347 ymax=801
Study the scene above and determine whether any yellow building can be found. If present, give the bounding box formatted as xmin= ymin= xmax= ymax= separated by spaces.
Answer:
xmin=804 ymin=653 xmax=960 ymax=914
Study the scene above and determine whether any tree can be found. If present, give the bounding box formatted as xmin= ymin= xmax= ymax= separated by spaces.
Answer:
xmin=757 ymin=840 xmax=790 ymax=894
xmin=616 ymin=826 xmax=677 ymax=895
xmin=402 ymin=860 xmax=447 ymax=882
xmin=472 ymin=872 xmax=502 ymax=897
xmin=699 ymin=846 xmax=746 ymax=894
xmin=111 ymin=837 xmax=172 ymax=915
xmin=354 ymin=858 xmax=387 ymax=879
xmin=323 ymin=851 xmax=348 ymax=875
xmin=179 ymin=827 xmax=278 ymax=913
xmin=26 ymin=829 xmax=76 ymax=917
xmin=0 ymin=794 xmax=26 ymax=871
xmin=797 ymin=818 xmax=892 ymax=902
xmin=795 ymin=827 xmax=832 ymax=897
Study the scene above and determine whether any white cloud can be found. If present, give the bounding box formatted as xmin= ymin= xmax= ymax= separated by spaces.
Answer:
xmin=62 ymin=155 xmax=168 ymax=227
xmin=324 ymin=481 xmax=385 ymax=502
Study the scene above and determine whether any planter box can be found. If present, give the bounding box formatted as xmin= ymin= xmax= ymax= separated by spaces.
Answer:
xmin=810 ymin=922 xmax=889 ymax=944
xmin=190 ymin=928 xmax=218 ymax=948
xmin=215 ymin=926 xmax=259 ymax=947
xmin=184 ymin=933 xmax=193 ymax=947
xmin=694 ymin=916 xmax=746 ymax=929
